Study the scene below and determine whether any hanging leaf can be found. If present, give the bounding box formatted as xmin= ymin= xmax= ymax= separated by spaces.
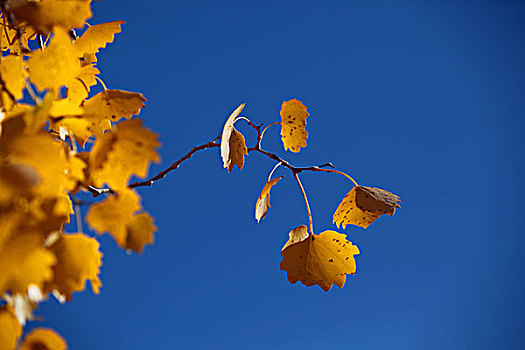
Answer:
xmin=280 ymin=98 xmax=309 ymax=153
xmin=280 ymin=225 xmax=360 ymax=292
xmin=27 ymin=28 xmax=81 ymax=91
xmin=82 ymin=89 xmax=146 ymax=122
xmin=126 ymin=212 xmax=157 ymax=253
xmin=255 ymin=176 xmax=284 ymax=222
xmin=333 ymin=185 xmax=401 ymax=229
xmin=20 ymin=328 xmax=67 ymax=350
xmin=89 ymin=119 xmax=160 ymax=189
xmin=9 ymin=0 xmax=92 ymax=35
xmin=47 ymin=233 xmax=102 ymax=300
xmin=86 ymin=190 xmax=156 ymax=252
xmin=0 ymin=307 xmax=22 ymax=350
xmin=220 ymin=103 xmax=249 ymax=172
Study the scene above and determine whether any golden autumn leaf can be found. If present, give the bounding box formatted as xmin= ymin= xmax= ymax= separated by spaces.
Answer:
xmin=20 ymin=328 xmax=67 ymax=350
xmin=67 ymin=65 xmax=100 ymax=104
xmin=47 ymin=233 xmax=102 ymax=300
xmin=89 ymin=119 xmax=160 ymax=189
xmin=10 ymin=0 xmax=92 ymax=35
xmin=0 ymin=55 xmax=27 ymax=100
xmin=82 ymin=89 xmax=146 ymax=122
xmin=86 ymin=190 xmax=156 ymax=252
xmin=255 ymin=176 xmax=284 ymax=222
xmin=280 ymin=99 xmax=309 ymax=152
xmin=27 ymin=28 xmax=80 ymax=91
xmin=0 ymin=232 xmax=56 ymax=295
xmin=0 ymin=116 xmax=75 ymax=197
xmin=74 ymin=20 xmax=125 ymax=58
xmin=0 ymin=162 xmax=40 ymax=206
xmin=126 ymin=212 xmax=157 ymax=253
xmin=280 ymin=225 xmax=360 ymax=292
xmin=333 ymin=185 xmax=401 ymax=229
xmin=0 ymin=307 xmax=22 ymax=350
xmin=221 ymin=103 xmax=248 ymax=172
xmin=0 ymin=15 xmax=35 ymax=54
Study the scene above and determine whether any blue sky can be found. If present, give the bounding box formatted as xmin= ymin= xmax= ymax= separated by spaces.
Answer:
xmin=30 ymin=0 xmax=525 ymax=349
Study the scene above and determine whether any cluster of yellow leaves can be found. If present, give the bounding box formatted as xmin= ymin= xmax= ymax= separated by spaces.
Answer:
xmin=0 ymin=1 xmax=160 ymax=347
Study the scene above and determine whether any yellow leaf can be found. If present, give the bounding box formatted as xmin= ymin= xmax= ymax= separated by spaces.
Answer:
xmin=74 ymin=20 xmax=125 ymax=57
xmin=48 ymin=233 xmax=102 ymax=300
xmin=0 ymin=15 xmax=35 ymax=54
xmin=255 ymin=176 xmax=283 ymax=222
xmin=0 ymin=55 xmax=27 ymax=100
xmin=52 ymin=117 xmax=110 ymax=148
xmin=10 ymin=0 xmax=92 ymax=35
xmin=27 ymin=28 xmax=80 ymax=91
xmin=90 ymin=119 xmax=160 ymax=189
xmin=0 ymin=307 xmax=22 ymax=350
xmin=0 ymin=162 xmax=40 ymax=206
xmin=67 ymin=65 xmax=100 ymax=104
xmin=220 ymin=103 xmax=248 ymax=172
xmin=280 ymin=99 xmax=309 ymax=152
xmin=280 ymin=226 xmax=360 ymax=292
xmin=333 ymin=185 xmax=401 ymax=229
xmin=20 ymin=328 xmax=67 ymax=350
xmin=0 ymin=232 xmax=56 ymax=295
xmin=49 ymin=98 xmax=83 ymax=117
xmin=82 ymin=89 xmax=146 ymax=122
xmin=126 ymin=212 xmax=156 ymax=253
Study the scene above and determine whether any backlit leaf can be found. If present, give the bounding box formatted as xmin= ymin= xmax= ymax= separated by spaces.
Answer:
xmin=126 ymin=212 xmax=156 ymax=253
xmin=48 ymin=233 xmax=102 ymax=300
xmin=89 ymin=119 xmax=160 ymax=189
xmin=333 ymin=185 xmax=401 ymax=229
xmin=221 ymin=103 xmax=248 ymax=172
xmin=86 ymin=190 xmax=156 ymax=252
xmin=74 ymin=20 xmax=125 ymax=57
xmin=10 ymin=0 xmax=92 ymax=35
xmin=280 ymin=99 xmax=309 ymax=152
xmin=0 ymin=307 xmax=22 ymax=350
xmin=82 ymin=89 xmax=146 ymax=122
xmin=280 ymin=226 xmax=360 ymax=291
xmin=0 ymin=232 xmax=56 ymax=295
xmin=255 ymin=176 xmax=283 ymax=222
xmin=20 ymin=328 xmax=67 ymax=350
xmin=27 ymin=28 xmax=80 ymax=91
xmin=0 ymin=55 xmax=27 ymax=100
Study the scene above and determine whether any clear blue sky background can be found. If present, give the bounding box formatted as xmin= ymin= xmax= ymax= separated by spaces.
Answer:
xmin=30 ymin=0 xmax=525 ymax=349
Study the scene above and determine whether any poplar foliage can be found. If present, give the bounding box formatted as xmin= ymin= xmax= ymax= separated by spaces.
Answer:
xmin=0 ymin=1 xmax=400 ymax=348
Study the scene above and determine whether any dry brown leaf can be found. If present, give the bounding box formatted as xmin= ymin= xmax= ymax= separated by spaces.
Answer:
xmin=0 ymin=232 xmax=56 ymax=295
xmin=0 ymin=55 xmax=27 ymax=100
xmin=280 ymin=226 xmax=360 ymax=292
xmin=27 ymin=28 xmax=80 ymax=91
xmin=20 ymin=328 xmax=67 ymax=350
xmin=333 ymin=185 xmax=401 ymax=229
xmin=82 ymin=89 xmax=146 ymax=122
xmin=221 ymin=103 xmax=248 ymax=172
xmin=255 ymin=176 xmax=284 ymax=222
xmin=48 ymin=233 xmax=102 ymax=300
xmin=280 ymin=99 xmax=309 ymax=152
xmin=89 ymin=119 xmax=160 ymax=189
xmin=0 ymin=307 xmax=22 ymax=350
xmin=10 ymin=0 xmax=92 ymax=35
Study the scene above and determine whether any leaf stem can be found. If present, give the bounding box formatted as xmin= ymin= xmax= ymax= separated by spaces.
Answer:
xmin=294 ymin=172 xmax=314 ymax=236
xmin=315 ymin=168 xmax=358 ymax=187
xmin=267 ymin=161 xmax=282 ymax=181
xmin=94 ymin=76 xmax=107 ymax=90
xmin=260 ymin=122 xmax=280 ymax=140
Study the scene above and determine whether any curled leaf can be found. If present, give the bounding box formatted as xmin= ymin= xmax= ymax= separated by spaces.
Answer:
xmin=220 ymin=103 xmax=248 ymax=172
xmin=280 ymin=226 xmax=360 ymax=292
xmin=333 ymin=185 xmax=401 ymax=229
xmin=280 ymin=99 xmax=309 ymax=152
xmin=255 ymin=176 xmax=284 ymax=222
xmin=20 ymin=328 xmax=67 ymax=350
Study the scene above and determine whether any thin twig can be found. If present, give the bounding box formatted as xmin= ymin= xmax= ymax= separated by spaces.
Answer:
xmin=294 ymin=172 xmax=314 ymax=236
xmin=129 ymin=139 xmax=220 ymax=188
